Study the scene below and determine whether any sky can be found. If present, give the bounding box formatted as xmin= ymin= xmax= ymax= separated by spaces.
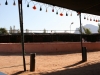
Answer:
xmin=0 ymin=0 xmax=100 ymax=33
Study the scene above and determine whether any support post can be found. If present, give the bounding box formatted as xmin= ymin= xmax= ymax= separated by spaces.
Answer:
xmin=82 ymin=47 xmax=87 ymax=62
xmin=79 ymin=12 xmax=84 ymax=61
xmin=18 ymin=0 xmax=26 ymax=71
xmin=30 ymin=53 xmax=36 ymax=72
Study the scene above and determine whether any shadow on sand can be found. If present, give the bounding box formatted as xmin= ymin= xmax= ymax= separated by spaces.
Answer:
xmin=39 ymin=61 xmax=100 ymax=75
xmin=11 ymin=60 xmax=100 ymax=75
xmin=0 ymin=63 xmax=29 ymax=69
xmin=11 ymin=71 xmax=25 ymax=75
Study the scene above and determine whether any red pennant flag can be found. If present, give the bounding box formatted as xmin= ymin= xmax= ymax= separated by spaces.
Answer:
xmin=60 ymin=13 xmax=63 ymax=16
xmin=96 ymin=20 xmax=98 ymax=22
xmin=52 ymin=9 xmax=54 ymax=12
xmin=33 ymin=5 xmax=36 ymax=10
xmin=90 ymin=18 xmax=92 ymax=21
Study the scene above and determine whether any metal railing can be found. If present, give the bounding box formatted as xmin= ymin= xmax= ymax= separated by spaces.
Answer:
xmin=7 ymin=30 xmax=79 ymax=34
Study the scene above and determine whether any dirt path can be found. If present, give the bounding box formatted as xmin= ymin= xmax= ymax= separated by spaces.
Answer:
xmin=0 ymin=51 xmax=100 ymax=75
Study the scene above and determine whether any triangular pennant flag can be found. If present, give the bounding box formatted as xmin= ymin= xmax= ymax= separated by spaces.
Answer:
xmin=27 ymin=3 xmax=29 ymax=7
xmin=96 ymin=19 xmax=98 ymax=22
xmin=77 ymin=12 xmax=80 ymax=16
xmin=56 ymin=11 xmax=58 ymax=15
xmin=46 ymin=9 xmax=48 ymax=12
xmin=93 ymin=19 xmax=95 ymax=21
xmin=5 ymin=0 xmax=8 ymax=5
xmin=13 ymin=0 xmax=16 ymax=5
xmin=70 ymin=13 xmax=72 ymax=16
xmin=84 ymin=17 xmax=86 ymax=19
xmin=52 ymin=8 xmax=54 ymax=12
xmin=60 ymin=13 xmax=63 ymax=16
xmin=66 ymin=12 xmax=68 ymax=16
xmin=90 ymin=18 xmax=92 ymax=21
xmin=33 ymin=5 xmax=36 ymax=10
xmin=40 ymin=7 xmax=42 ymax=11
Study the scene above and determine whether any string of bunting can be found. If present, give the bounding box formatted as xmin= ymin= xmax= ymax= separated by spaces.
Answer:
xmin=25 ymin=0 xmax=78 ymax=17
xmin=83 ymin=14 xmax=100 ymax=22
xmin=4 ymin=0 xmax=16 ymax=5
xmin=0 ymin=0 xmax=100 ymax=22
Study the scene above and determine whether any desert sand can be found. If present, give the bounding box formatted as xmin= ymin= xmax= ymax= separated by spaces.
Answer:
xmin=0 ymin=51 xmax=100 ymax=75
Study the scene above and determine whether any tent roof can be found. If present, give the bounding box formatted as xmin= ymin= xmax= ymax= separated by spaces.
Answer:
xmin=32 ymin=0 xmax=100 ymax=16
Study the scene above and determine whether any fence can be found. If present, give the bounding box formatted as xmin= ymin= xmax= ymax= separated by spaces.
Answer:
xmin=0 ymin=33 xmax=100 ymax=43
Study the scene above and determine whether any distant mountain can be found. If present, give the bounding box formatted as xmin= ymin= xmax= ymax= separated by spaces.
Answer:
xmin=74 ymin=24 xmax=98 ymax=34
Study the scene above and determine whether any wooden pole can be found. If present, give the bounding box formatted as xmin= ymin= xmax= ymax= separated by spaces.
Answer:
xmin=18 ymin=0 xmax=26 ymax=71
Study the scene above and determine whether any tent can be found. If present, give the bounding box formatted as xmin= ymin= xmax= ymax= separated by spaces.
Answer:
xmin=33 ymin=0 xmax=100 ymax=16
xmin=31 ymin=0 xmax=100 ymax=63
xmin=18 ymin=0 xmax=100 ymax=71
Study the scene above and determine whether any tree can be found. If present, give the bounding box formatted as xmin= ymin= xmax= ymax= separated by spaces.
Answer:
xmin=43 ymin=28 xmax=46 ymax=33
xmin=17 ymin=29 xmax=21 ymax=33
xmin=9 ymin=26 xmax=13 ymax=33
xmin=78 ymin=26 xmax=92 ymax=34
xmin=0 ymin=28 xmax=8 ymax=34
xmin=25 ymin=29 xmax=29 ymax=33
xmin=83 ymin=27 xmax=92 ymax=34
xmin=98 ymin=23 xmax=100 ymax=33
xmin=13 ymin=25 xmax=15 ymax=33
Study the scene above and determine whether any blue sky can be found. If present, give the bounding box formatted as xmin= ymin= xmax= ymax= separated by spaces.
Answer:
xmin=0 ymin=0 xmax=100 ymax=33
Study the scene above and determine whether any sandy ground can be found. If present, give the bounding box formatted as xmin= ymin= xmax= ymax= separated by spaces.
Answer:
xmin=0 ymin=51 xmax=100 ymax=75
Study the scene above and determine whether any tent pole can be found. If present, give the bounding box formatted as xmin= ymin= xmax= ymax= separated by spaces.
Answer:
xmin=79 ymin=12 xmax=83 ymax=55
xmin=18 ymin=0 xmax=26 ymax=71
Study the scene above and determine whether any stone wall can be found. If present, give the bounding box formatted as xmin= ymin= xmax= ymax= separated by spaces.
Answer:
xmin=0 ymin=42 xmax=100 ymax=53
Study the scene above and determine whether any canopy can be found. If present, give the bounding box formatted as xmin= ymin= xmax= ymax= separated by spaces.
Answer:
xmin=32 ymin=0 xmax=100 ymax=16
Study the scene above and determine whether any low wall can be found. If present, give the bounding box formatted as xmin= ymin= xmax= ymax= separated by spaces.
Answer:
xmin=0 ymin=42 xmax=100 ymax=53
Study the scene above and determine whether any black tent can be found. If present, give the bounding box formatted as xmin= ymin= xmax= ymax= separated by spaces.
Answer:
xmin=18 ymin=0 xmax=100 ymax=71
xmin=33 ymin=0 xmax=100 ymax=16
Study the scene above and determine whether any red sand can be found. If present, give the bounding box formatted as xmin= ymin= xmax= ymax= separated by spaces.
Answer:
xmin=0 ymin=51 xmax=100 ymax=75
